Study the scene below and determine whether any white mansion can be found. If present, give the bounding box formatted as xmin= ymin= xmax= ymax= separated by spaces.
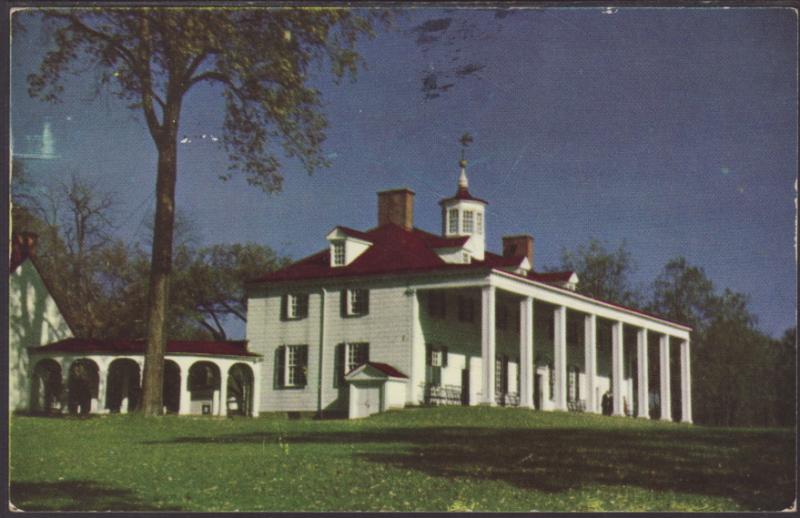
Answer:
xmin=246 ymin=161 xmax=693 ymax=421
xmin=11 ymin=161 xmax=692 ymax=422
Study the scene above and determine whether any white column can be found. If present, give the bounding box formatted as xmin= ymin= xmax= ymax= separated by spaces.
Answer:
xmin=218 ymin=364 xmax=228 ymax=417
xmin=553 ymin=305 xmax=567 ymax=411
xmin=583 ymin=314 xmax=598 ymax=413
xmin=611 ymin=321 xmax=624 ymax=416
xmin=252 ymin=362 xmax=262 ymax=417
xmin=636 ymin=329 xmax=649 ymax=418
xmin=92 ymin=367 xmax=106 ymax=414
xmin=519 ymin=297 xmax=534 ymax=409
xmin=659 ymin=334 xmax=672 ymax=421
xmin=179 ymin=362 xmax=192 ymax=415
xmin=681 ymin=338 xmax=692 ymax=423
xmin=481 ymin=286 xmax=496 ymax=405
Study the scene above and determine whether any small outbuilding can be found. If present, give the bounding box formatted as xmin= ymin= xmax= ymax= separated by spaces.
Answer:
xmin=345 ymin=362 xmax=408 ymax=419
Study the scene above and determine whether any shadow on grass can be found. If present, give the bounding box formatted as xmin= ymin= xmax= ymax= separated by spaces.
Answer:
xmin=10 ymin=480 xmax=183 ymax=511
xmin=145 ymin=425 xmax=794 ymax=510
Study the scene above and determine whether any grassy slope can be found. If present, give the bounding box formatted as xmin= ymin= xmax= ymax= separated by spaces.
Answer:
xmin=9 ymin=407 xmax=796 ymax=512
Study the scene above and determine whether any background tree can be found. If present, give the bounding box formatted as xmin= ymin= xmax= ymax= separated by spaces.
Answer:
xmin=27 ymin=7 xmax=388 ymax=415
xmin=551 ymin=237 xmax=644 ymax=308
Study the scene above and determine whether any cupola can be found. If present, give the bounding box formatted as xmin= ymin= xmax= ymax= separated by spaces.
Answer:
xmin=439 ymin=159 xmax=488 ymax=260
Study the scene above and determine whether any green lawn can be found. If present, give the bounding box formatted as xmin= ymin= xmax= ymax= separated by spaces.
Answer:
xmin=9 ymin=407 xmax=795 ymax=512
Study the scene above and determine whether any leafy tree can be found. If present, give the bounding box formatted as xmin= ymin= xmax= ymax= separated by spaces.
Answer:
xmin=26 ymin=7 xmax=388 ymax=415
xmin=171 ymin=243 xmax=291 ymax=339
xmin=650 ymin=257 xmax=717 ymax=331
xmin=553 ymin=237 xmax=644 ymax=307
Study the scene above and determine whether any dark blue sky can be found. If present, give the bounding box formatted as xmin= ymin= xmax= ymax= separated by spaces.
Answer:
xmin=11 ymin=7 xmax=797 ymax=338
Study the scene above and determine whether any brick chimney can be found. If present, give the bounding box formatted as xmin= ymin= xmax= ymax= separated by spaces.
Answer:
xmin=502 ymin=234 xmax=534 ymax=267
xmin=377 ymin=188 xmax=415 ymax=230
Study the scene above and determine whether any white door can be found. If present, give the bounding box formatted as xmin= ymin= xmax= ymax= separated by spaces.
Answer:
xmin=357 ymin=385 xmax=381 ymax=418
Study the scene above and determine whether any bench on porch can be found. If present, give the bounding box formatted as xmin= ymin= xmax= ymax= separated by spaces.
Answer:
xmin=567 ymin=399 xmax=586 ymax=412
xmin=421 ymin=383 xmax=462 ymax=405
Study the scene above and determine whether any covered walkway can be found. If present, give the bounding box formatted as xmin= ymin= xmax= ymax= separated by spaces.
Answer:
xmin=28 ymin=338 xmax=261 ymax=416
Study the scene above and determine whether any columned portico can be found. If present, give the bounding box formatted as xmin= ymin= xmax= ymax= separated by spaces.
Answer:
xmin=480 ymin=285 xmax=496 ymax=405
xmin=519 ymin=296 xmax=534 ymax=408
xmin=583 ymin=313 xmax=598 ymax=413
xmin=611 ymin=321 xmax=624 ymax=416
xmin=659 ymin=334 xmax=672 ymax=421
xmin=680 ymin=339 xmax=692 ymax=423
xmin=553 ymin=305 xmax=568 ymax=411
xmin=636 ymin=329 xmax=649 ymax=418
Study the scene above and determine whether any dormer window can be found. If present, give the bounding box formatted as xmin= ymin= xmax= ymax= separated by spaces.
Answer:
xmin=462 ymin=211 xmax=474 ymax=233
xmin=332 ymin=241 xmax=345 ymax=266
xmin=462 ymin=252 xmax=471 ymax=264
xmin=448 ymin=209 xmax=459 ymax=233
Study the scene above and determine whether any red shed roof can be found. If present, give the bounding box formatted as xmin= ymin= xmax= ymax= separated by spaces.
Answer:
xmin=30 ymin=337 xmax=259 ymax=357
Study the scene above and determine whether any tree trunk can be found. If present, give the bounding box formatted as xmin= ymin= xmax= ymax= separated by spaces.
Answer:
xmin=140 ymin=118 xmax=179 ymax=417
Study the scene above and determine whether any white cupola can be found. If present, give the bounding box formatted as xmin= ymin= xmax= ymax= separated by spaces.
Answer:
xmin=439 ymin=159 xmax=488 ymax=261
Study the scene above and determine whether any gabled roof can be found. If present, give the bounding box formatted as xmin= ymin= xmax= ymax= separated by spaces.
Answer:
xmin=345 ymin=361 xmax=408 ymax=380
xmin=30 ymin=337 xmax=260 ymax=357
xmin=250 ymin=223 xmax=565 ymax=285
xmin=329 ymin=225 xmax=374 ymax=242
xmin=9 ymin=232 xmax=78 ymax=335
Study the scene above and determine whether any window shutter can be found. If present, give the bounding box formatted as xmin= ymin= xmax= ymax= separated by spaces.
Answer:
xmin=425 ymin=344 xmax=432 ymax=366
xmin=334 ymin=343 xmax=345 ymax=388
xmin=275 ymin=346 xmax=286 ymax=389
xmin=340 ymin=290 xmax=348 ymax=317
xmin=442 ymin=346 xmax=449 ymax=367
xmin=298 ymin=346 xmax=308 ymax=386
xmin=299 ymin=294 xmax=309 ymax=318
xmin=503 ymin=355 xmax=509 ymax=393
xmin=363 ymin=343 xmax=370 ymax=362
xmin=280 ymin=295 xmax=288 ymax=321
xmin=362 ymin=290 xmax=370 ymax=315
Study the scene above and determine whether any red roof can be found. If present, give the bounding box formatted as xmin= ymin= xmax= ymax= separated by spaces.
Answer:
xmin=335 ymin=225 xmax=374 ymax=242
xmin=439 ymin=186 xmax=488 ymax=205
xmin=30 ymin=337 xmax=260 ymax=357
xmin=367 ymin=362 xmax=408 ymax=379
xmin=250 ymin=222 xmax=690 ymax=329
xmin=251 ymin=223 xmax=569 ymax=285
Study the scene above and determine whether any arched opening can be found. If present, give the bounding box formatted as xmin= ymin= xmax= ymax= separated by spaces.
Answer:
xmin=188 ymin=361 xmax=221 ymax=415
xmin=31 ymin=359 xmax=62 ymax=413
xmin=105 ymin=359 xmax=141 ymax=413
xmin=227 ymin=363 xmax=254 ymax=416
xmin=162 ymin=360 xmax=181 ymax=414
xmin=67 ymin=359 xmax=99 ymax=415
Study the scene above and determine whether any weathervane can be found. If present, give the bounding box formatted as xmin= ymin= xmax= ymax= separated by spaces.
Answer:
xmin=459 ymin=132 xmax=473 ymax=167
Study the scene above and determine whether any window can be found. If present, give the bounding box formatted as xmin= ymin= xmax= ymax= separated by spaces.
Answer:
xmin=428 ymin=291 xmax=446 ymax=319
xmin=448 ymin=209 xmax=459 ymax=233
xmin=284 ymin=293 xmax=309 ymax=320
xmin=462 ymin=210 xmax=474 ymax=233
xmin=426 ymin=344 xmax=448 ymax=387
xmin=568 ymin=366 xmax=580 ymax=402
xmin=346 ymin=342 xmax=369 ymax=375
xmin=277 ymin=345 xmax=308 ymax=388
xmin=476 ymin=212 xmax=483 ymax=235
xmin=345 ymin=288 xmax=369 ymax=316
xmin=458 ymin=296 xmax=475 ymax=322
xmin=332 ymin=241 xmax=345 ymax=266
